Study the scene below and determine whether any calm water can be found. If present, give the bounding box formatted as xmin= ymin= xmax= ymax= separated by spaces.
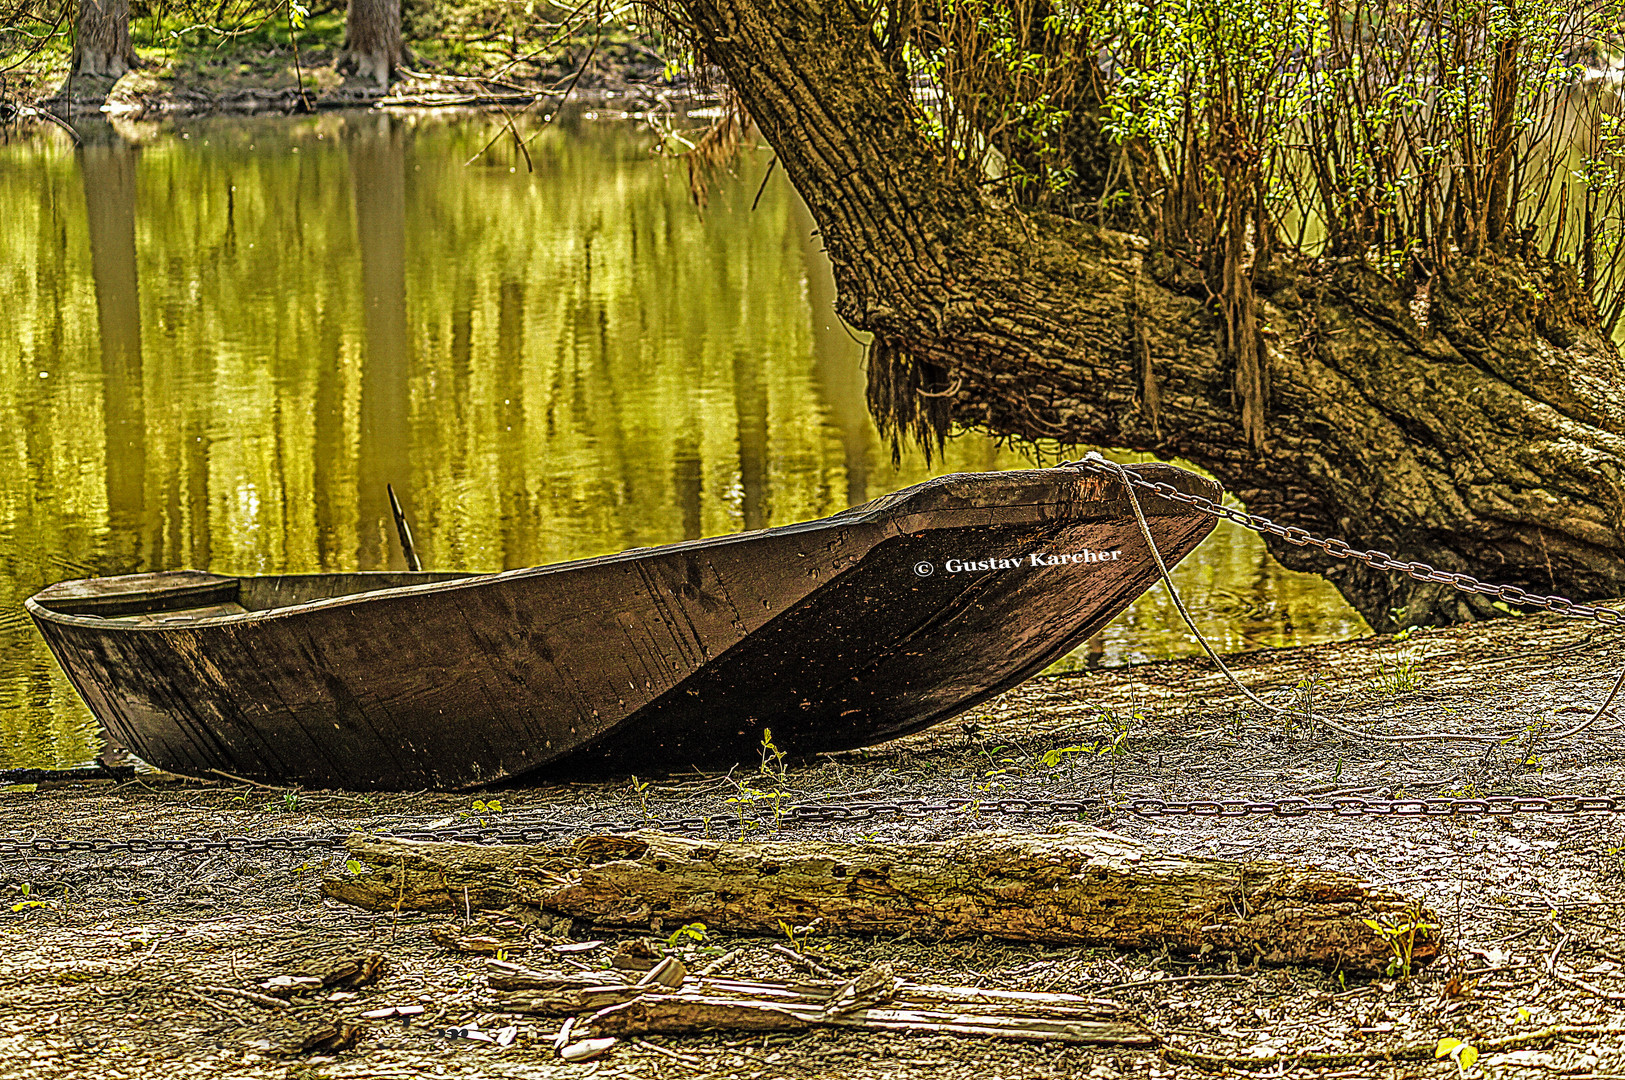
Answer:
xmin=0 ymin=110 xmax=1367 ymax=771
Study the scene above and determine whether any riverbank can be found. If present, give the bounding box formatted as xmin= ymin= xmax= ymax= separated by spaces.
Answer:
xmin=4 ymin=26 xmax=683 ymax=121
xmin=4 ymin=607 xmax=1623 ymax=1077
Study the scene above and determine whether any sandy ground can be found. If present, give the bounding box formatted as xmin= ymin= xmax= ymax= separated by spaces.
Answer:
xmin=4 ymin=607 xmax=1625 ymax=1079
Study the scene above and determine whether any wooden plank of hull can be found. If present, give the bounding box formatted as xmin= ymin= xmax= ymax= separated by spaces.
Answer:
xmin=27 ymin=465 xmax=1218 ymax=790
xmin=569 ymin=510 xmax=1215 ymax=773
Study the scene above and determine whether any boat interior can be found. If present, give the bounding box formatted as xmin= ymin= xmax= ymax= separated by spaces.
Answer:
xmin=29 ymin=571 xmax=475 ymax=625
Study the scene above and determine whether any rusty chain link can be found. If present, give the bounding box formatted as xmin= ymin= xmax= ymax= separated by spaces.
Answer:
xmin=4 ymin=793 xmax=1622 ymax=857
xmin=1061 ymin=457 xmax=1624 ymax=626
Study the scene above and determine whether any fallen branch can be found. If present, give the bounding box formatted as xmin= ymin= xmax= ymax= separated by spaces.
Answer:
xmin=323 ymin=827 xmax=1437 ymax=973
xmin=588 ymin=986 xmax=1149 ymax=1045
xmin=486 ymin=958 xmax=1150 ymax=1046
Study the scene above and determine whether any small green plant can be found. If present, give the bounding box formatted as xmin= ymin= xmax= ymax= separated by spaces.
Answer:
xmin=1286 ymin=671 xmax=1327 ymax=734
xmin=1373 ymin=653 xmax=1422 ymax=696
xmin=1093 ymin=708 xmax=1137 ymax=790
xmin=777 ymin=916 xmax=821 ymax=951
xmin=758 ymin=727 xmax=787 ymax=783
xmin=10 ymin=882 xmax=47 ymax=913
xmin=1363 ymin=903 xmax=1436 ymax=978
xmin=1435 ymin=1036 xmax=1479 ymax=1074
xmin=1039 ymin=745 xmax=1088 ymax=769
xmin=467 ymin=798 xmax=503 ymax=827
xmin=666 ymin=922 xmax=708 ymax=948
xmin=725 ymin=780 xmax=785 ymax=838
xmin=1504 ymin=716 xmax=1549 ymax=772
xmin=264 ymin=791 xmax=301 ymax=813
xmin=628 ymin=776 xmax=652 ymax=826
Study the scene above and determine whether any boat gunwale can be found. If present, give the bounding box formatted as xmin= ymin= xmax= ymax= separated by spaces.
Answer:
xmin=25 ymin=465 xmax=1207 ymax=633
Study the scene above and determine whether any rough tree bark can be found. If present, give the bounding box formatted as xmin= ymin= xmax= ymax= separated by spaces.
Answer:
xmin=324 ymin=828 xmax=1438 ymax=973
xmin=73 ymin=0 xmax=139 ymax=77
xmin=673 ymin=0 xmax=1625 ymax=631
xmin=338 ymin=0 xmax=406 ymax=88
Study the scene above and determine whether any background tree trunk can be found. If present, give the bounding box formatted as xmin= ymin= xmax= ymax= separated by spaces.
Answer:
xmin=338 ymin=0 xmax=405 ymax=88
xmin=349 ymin=116 xmax=414 ymax=569
xmin=73 ymin=0 xmax=138 ymax=77
xmin=80 ymin=130 xmax=147 ymax=573
xmin=675 ymin=0 xmax=1625 ymax=631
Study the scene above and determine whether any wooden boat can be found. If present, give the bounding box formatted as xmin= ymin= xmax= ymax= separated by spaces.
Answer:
xmin=27 ymin=463 xmax=1220 ymax=790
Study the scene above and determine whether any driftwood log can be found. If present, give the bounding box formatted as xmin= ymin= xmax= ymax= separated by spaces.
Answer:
xmin=323 ymin=826 xmax=1435 ymax=973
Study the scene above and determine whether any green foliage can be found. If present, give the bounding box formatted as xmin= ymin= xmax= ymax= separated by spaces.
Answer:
xmin=628 ymin=776 xmax=653 ymax=825
xmin=665 ymin=921 xmax=707 ymax=946
xmin=263 ymin=791 xmax=302 ymax=813
xmin=1038 ymin=744 xmax=1089 ymax=768
xmin=1504 ymin=714 xmax=1551 ymax=771
xmin=1372 ymin=652 xmax=1422 ymax=696
xmin=725 ymin=778 xmax=787 ymax=837
xmin=899 ymin=0 xmax=1625 ymax=321
xmin=1363 ymin=902 xmax=1436 ymax=978
xmin=758 ymin=727 xmax=787 ymax=783
xmin=11 ymin=881 xmax=48 ymax=913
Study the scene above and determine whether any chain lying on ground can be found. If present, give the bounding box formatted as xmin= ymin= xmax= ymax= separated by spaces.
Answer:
xmin=1061 ymin=455 xmax=1624 ymax=626
xmin=3 ymin=791 xmax=1623 ymax=857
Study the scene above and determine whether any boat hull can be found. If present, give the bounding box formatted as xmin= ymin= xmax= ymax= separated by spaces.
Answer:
xmin=28 ymin=464 xmax=1219 ymax=789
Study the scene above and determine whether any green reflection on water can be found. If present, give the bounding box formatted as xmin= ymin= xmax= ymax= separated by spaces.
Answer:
xmin=0 ymin=110 xmax=1367 ymax=771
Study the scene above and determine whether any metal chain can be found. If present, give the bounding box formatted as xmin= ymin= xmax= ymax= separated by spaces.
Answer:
xmin=4 ymin=793 xmax=1622 ymax=857
xmin=1061 ymin=458 xmax=1624 ymax=626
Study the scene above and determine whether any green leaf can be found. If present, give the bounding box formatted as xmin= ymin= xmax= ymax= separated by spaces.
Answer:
xmin=1435 ymin=1037 xmax=1461 ymax=1058
xmin=1457 ymin=1044 xmax=1478 ymax=1072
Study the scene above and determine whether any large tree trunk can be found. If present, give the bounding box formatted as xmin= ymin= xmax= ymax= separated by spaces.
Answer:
xmin=676 ymin=0 xmax=1625 ymax=631
xmin=338 ymin=0 xmax=405 ymax=88
xmin=73 ymin=0 xmax=138 ymax=77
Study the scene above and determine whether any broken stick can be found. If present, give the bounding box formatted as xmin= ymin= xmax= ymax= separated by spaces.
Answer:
xmin=322 ymin=826 xmax=1436 ymax=973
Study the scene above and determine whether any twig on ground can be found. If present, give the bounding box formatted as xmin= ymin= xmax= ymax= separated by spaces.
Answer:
xmin=1161 ymin=1024 xmax=1625 ymax=1072
xmin=197 ymin=985 xmax=289 ymax=1009
xmin=1552 ymin=970 xmax=1625 ymax=1004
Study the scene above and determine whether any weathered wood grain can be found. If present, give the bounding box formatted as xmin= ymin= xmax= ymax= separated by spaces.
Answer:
xmin=323 ymin=827 xmax=1436 ymax=973
xmin=481 ymin=956 xmax=1150 ymax=1044
xmin=28 ymin=464 xmax=1218 ymax=789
